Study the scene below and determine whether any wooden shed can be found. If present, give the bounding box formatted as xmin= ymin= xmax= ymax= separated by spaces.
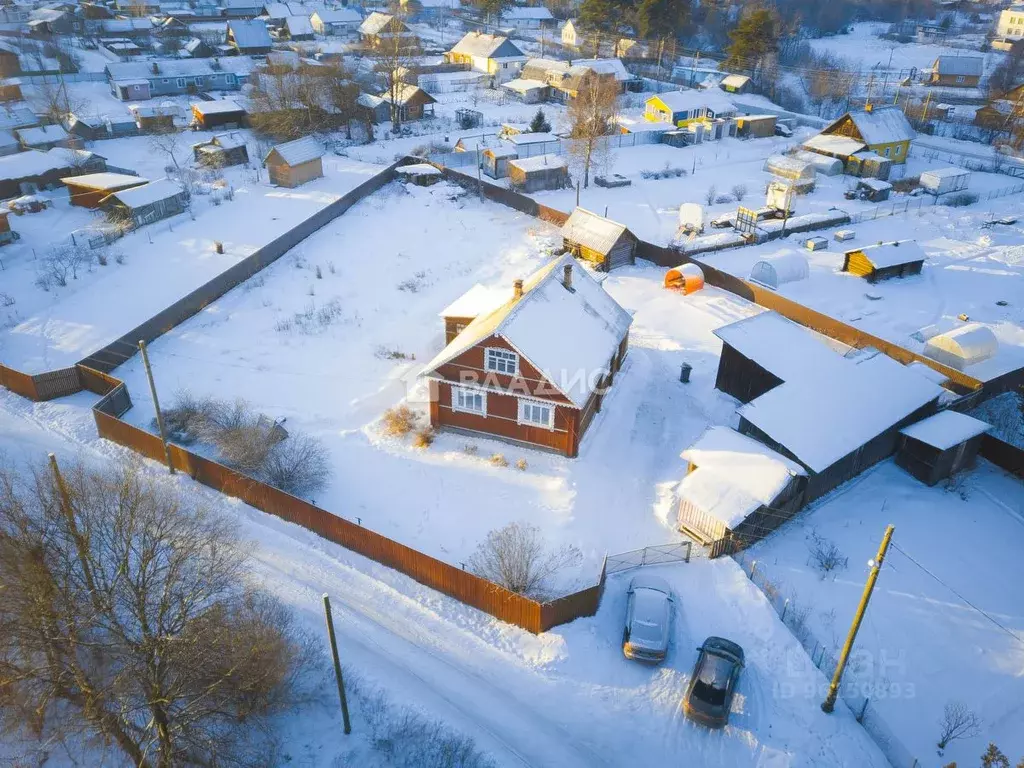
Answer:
xmin=193 ymin=132 xmax=249 ymax=168
xmin=0 ymin=210 xmax=19 ymax=246
xmin=62 ymin=172 xmax=148 ymax=208
xmin=481 ymin=145 xmax=517 ymax=179
xmin=561 ymin=207 xmax=637 ymax=272
xmin=896 ymin=410 xmax=990 ymax=486
xmin=103 ymin=179 xmax=187 ymax=229
xmin=395 ymin=162 xmax=442 ymax=186
xmin=384 ymin=84 xmax=437 ymax=122
xmin=841 ymin=240 xmax=925 ymax=282
xmin=855 ymin=178 xmax=892 ymax=202
xmin=191 ymin=99 xmax=247 ymax=130
xmin=263 ymin=137 xmax=324 ymax=188
xmin=507 ymin=154 xmax=567 ymax=193
xmin=735 ymin=114 xmax=776 ymax=138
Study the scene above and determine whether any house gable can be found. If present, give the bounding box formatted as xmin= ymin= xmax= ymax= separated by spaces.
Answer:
xmin=490 ymin=38 xmax=526 ymax=59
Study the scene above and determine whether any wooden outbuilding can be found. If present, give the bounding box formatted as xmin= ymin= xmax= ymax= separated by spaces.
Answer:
xmin=929 ymin=55 xmax=983 ymax=88
xmin=507 ymin=154 xmax=567 ymax=192
xmin=103 ymin=179 xmax=187 ymax=229
xmin=421 ymin=254 xmax=632 ymax=458
xmin=481 ymin=145 xmax=517 ymax=179
xmin=62 ymin=172 xmax=148 ymax=208
xmin=855 ymin=178 xmax=893 ymax=202
xmin=896 ymin=410 xmax=990 ymax=486
xmin=395 ymin=162 xmax=442 ymax=186
xmin=191 ymin=99 xmax=247 ymax=130
xmin=841 ymin=240 xmax=925 ymax=282
xmin=263 ymin=137 xmax=324 ymax=188
xmin=0 ymin=210 xmax=19 ymax=246
xmin=193 ymin=132 xmax=249 ymax=168
xmin=384 ymin=84 xmax=436 ymax=122
xmin=561 ymin=207 xmax=637 ymax=271
xmin=735 ymin=114 xmax=776 ymax=138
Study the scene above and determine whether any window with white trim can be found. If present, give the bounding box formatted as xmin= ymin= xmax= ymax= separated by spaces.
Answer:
xmin=895 ymin=144 xmax=902 ymax=156
xmin=518 ymin=398 xmax=553 ymax=429
xmin=452 ymin=386 xmax=486 ymax=415
xmin=955 ymin=75 xmax=965 ymax=83
xmin=485 ymin=348 xmax=519 ymax=375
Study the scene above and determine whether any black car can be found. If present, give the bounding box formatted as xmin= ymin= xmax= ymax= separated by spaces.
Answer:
xmin=682 ymin=636 xmax=745 ymax=728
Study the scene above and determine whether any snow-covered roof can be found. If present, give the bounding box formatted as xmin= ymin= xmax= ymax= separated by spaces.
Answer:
xmin=720 ymin=74 xmax=750 ymax=89
xmin=561 ymin=207 xmax=632 ymax=255
xmin=209 ymin=131 xmax=247 ymax=149
xmin=508 ymin=153 xmax=566 ymax=173
xmin=714 ymin=311 xmax=850 ymax=382
xmin=764 ymin=154 xmax=814 ymax=180
xmin=61 ymin=172 xmax=146 ymax=190
xmin=649 ymin=89 xmax=737 ymax=115
xmin=395 ymin=162 xmax=441 ymax=176
xmin=359 ymin=11 xmax=400 ymax=35
xmin=858 ymin=177 xmax=892 ymax=191
xmin=920 ymin=166 xmax=970 ymax=181
xmin=261 ymin=2 xmax=289 ymax=17
xmin=748 ymin=252 xmax=809 ymax=287
xmin=191 ymin=98 xmax=244 ymax=115
xmin=0 ymin=131 xmax=18 ymax=149
xmin=934 ymin=55 xmax=983 ymax=77
xmin=573 ymin=58 xmax=630 ymax=82
xmin=923 ymin=324 xmax=999 ymax=370
xmin=450 ymin=31 xmax=523 ymax=59
xmin=228 ymin=18 xmax=272 ymax=48
xmin=739 ymin=351 xmax=943 ymax=473
xmin=502 ymin=6 xmax=552 ymax=20
xmin=900 ymin=410 xmax=989 ymax=451
xmin=107 ymin=57 xmax=253 ymax=80
xmin=847 ymin=240 xmax=926 ymax=269
xmin=107 ymin=178 xmax=183 ymax=208
xmin=356 ymin=93 xmax=385 ymax=108
xmin=383 ymin=83 xmax=435 ymax=106
xmin=501 ymin=77 xmax=548 ymax=94
xmin=616 ymin=116 xmax=675 ymax=133
xmin=266 ymin=135 xmax=323 ymax=165
xmin=313 ymin=8 xmax=360 ymax=22
xmin=677 ymin=426 xmax=806 ymax=529
xmin=439 ymin=283 xmax=512 ymax=318
xmin=827 ymin=106 xmax=915 ymax=146
xmin=0 ymin=149 xmax=65 ymax=181
xmin=47 ymin=147 xmax=102 ymax=164
xmin=16 ymin=124 xmax=67 ymax=144
xmin=802 ymin=133 xmax=867 ymax=157
xmin=506 ymin=131 xmax=557 ymax=145
xmin=285 ymin=14 xmax=313 ymax=35
xmin=421 ymin=254 xmax=633 ymax=408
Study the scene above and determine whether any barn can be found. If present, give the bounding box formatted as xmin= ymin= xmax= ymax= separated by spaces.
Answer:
xmin=735 ymin=114 xmax=776 ymax=138
xmin=507 ymin=154 xmax=567 ymax=192
xmin=421 ymin=255 xmax=632 ymax=458
xmin=923 ymin=324 xmax=999 ymax=371
xmin=748 ymin=251 xmax=809 ymax=290
xmin=896 ymin=410 xmax=990 ymax=486
xmin=193 ymin=132 xmax=249 ymax=168
xmin=841 ymin=240 xmax=925 ymax=282
xmin=856 ymin=178 xmax=892 ymax=202
xmin=191 ymin=99 xmax=247 ymax=130
xmin=62 ymin=172 xmax=148 ymax=208
xmin=103 ymin=179 xmax=187 ymax=229
xmin=675 ymin=426 xmax=806 ymax=553
xmin=264 ymin=136 xmax=324 ymax=188
xmin=561 ymin=207 xmax=637 ymax=271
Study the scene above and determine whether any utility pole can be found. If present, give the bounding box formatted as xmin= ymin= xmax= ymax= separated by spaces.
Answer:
xmin=822 ymin=524 xmax=894 ymax=714
xmin=138 ymin=340 xmax=174 ymax=474
xmin=323 ymin=594 xmax=352 ymax=734
xmin=476 ymin=144 xmax=483 ymax=201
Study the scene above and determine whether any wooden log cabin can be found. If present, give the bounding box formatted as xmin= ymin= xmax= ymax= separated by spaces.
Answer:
xmin=841 ymin=240 xmax=925 ymax=282
xmin=561 ymin=207 xmax=637 ymax=272
xmin=896 ymin=410 xmax=990 ymax=486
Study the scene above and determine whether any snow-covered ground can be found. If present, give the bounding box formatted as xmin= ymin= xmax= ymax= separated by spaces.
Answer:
xmin=0 ymin=386 xmax=892 ymax=767
xmin=748 ymin=459 xmax=1024 ymax=766
xmin=0 ymin=132 xmax=385 ymax=373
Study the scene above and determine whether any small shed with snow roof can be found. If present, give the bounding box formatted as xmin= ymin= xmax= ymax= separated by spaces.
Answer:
xmin=103 ymin=179 xmax=187 ymax=228
xmin=191 ymin=99 xmax=246 ymax=130
xmin=193 ymin=132 xmax=248 ymax=168
xmin=896 ymin=410 xmax=990 ymax=486
xmin=264 ymin=136 xmax=324 ymax=187
xmin=62 ymin=172 xmax=147 ymax=208
xmin=507 ymin=153 xmax=567 ymax=193
xmin=842 ymin=239 xmax=925 ymax=282
xmin=561 ymin=207 xmax=637 ymax=271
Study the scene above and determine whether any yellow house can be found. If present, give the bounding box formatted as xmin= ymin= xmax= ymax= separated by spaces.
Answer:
xmin=644 ymin=89 xmax=738 ymax=127
xmin=819 ymin=105 xmax=915 ymax=164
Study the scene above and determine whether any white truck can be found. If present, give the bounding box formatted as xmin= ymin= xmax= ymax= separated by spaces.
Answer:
xmin=919 ymin=167 xmax=971 ymax=196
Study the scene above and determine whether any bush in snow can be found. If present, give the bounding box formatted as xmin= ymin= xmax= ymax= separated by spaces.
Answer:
xmin=515 ymin=458 xmax=528 ymax=471
xmin=411 ymin=427 xmax=435 ymax=449
xmin=469 ymin=521 xmax=582 ymax=599
xmin=704 ymin=185 xmax=718 ymax=206
xmin=936 ymin=701 xmax=981 ymax=753
xmin=262 ymin=433 xmax=331 ymax=496
xmin=731 ymin=184 xmax=748 ymax=202
xmin=807 ymin=530 xmax=847 ymax=577
xmin=35 ymin=243 xmax=92 ymax=289
xmin=489 ymin=453 xmax=508 ymax=468
xmin=382 ymin=405 xmax=419 ymax=437
xmin=943 ymin=192 xmax=979 ymax=208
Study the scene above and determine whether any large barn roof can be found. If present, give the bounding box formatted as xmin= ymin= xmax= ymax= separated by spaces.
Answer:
xmin=421 ymin=253 xmax=633 ymax=408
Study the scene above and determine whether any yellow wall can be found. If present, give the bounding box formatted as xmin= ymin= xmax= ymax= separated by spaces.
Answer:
xmin=867 ymin=139 xmax=910 ymax=164
xmin=644 ymin=97 xmax=706 ymax=127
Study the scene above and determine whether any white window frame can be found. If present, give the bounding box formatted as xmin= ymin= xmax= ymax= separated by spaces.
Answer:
xmin=175 ymin=77 xmax=186 ymax=87
xmin=517 ymin=397 xmax=554 ymax=429
xmin=955 ymin=75 xmax=965 ymax=83
xmin=485 ymin=347 xmax=519 ymax=375
xmin=451 ymin=385 xmax=487 ymax=416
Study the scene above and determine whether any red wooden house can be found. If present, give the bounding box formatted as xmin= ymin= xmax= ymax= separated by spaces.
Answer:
xmin=421 ymin=254 xmax=632 ymax=457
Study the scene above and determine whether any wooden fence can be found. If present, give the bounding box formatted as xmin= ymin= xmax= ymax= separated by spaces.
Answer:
xmin=979 ymin=434 xmax=1024 ymax=478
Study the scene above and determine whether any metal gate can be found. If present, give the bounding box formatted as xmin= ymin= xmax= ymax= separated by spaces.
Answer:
xmin=605 ymin=542 xmax=692 ymax=574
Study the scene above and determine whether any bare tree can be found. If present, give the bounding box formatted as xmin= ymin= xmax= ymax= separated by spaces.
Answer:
xmin=566 ymin=72 xmax=618 ymax=189
xmin=731 ymin=183 xmax=748 ymax=202
xmin=263 ymin=433 xmax=331 ymax=497
xmin=704 ymin=185 xmax=718 ymax=206
xmin=369 ymin=10 xmax=421 ymax=132
xmin=148 ymin=127 xmax=185 ymax=174
xmin=807 ymin=530 xmax=847 ymax=576
xmin=36 ymin=76 xmax=86 ymax=125
xmin=937 ymin=701 xmax=981 ymax=752
xmin=36 ymin=242 xmax=92 ymax=288
xmin=0 ymin=456 xmax=318 ymax=766
xmin=468 ymin=522 xmax=582 ymax=599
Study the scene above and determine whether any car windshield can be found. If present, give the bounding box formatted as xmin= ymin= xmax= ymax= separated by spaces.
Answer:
xmin=692 ymin=653 xmax=733 ymax=706
xmin=630 ymin=589 xmax=668 ymax=642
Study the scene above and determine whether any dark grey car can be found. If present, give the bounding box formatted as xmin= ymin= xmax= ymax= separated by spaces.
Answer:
xmin=621 ymin=574 xmax=674 ymax=663
xmin=682 ymin=636 xmax=745 ymax=727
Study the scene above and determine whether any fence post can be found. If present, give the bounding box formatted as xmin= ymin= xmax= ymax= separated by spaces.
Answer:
xmin=749 ymin=559 xmax=757 ymax=581
xmin=858 ymin=698 xmax=869 ymax=723
xmin=781 ymin=598 xmax=789 ymax=621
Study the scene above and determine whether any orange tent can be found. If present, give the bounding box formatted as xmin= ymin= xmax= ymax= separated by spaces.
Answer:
xmin=664 ymin=263 xmax=705 ymax=294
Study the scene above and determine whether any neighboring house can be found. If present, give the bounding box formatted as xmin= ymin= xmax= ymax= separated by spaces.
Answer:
xmin=264 ymin=136 xmax=324 ymax=187
xmin=16 ymin=124 xmax=74 ymax=151
xmin=816 ymin=105 xmax=915 ymax=164
xmin=674 ymin=426 xmax=807 ymax=552
xmin=191 ymin=98 xmax=246 ymax=129
xmin=27 ymin=8 xmax=84 ymax=35
xmin=226 ymin=19 xmax=273 ymax=54
xmin=500 ymin=5 xmax=553 ymax=29
xmin=719 ymin=73 xmax=751 ymax=94
xmin=0 ymin=43 xmax=19 ymax=79
xmin=561 ymin=207 xmax=637 ymax=271
xmin=356 ymin=92 xmax=388 ymax=123
xmin=311 ymin=8 xmax=361 ymax=35
xmin=62 ymin=172 xmax=147 ymax=208
xmin=193 ymin=132 xmax=249 ymax=167
xmin=283 ymin=15 xmax=314 ymax=40
xmin=644 ymin=89 xmax=738 ymax=127
xmin=384 ymin=83 xmax=436 ymax=121
xmin=130 ymin=104 xmax=178 ymax=131
xmin=501 ymin=78 xmax=548 ymax=103
xmin=507 ymin=153 xmax=567 ymax=192
xmin=841 ymin=240 xmax=926 ymax=282
xmin=445 ymin=32 xmax=526 ymax=85
xmin=95 ymin=18 xmax=154 ymax=37
xmin=103 ymin=179 xmax=188 ymax=228
xmin=0 ymin=104 xmax=38 ymax=133
xmin=0 ymin=130 xmax=19 ymax=156
xmin=561 ymin=19 xmax=580 ymax=49
xmin=358 ymin=12 xmax=416 ymax=49
xmin=996 ymin=5 xmax=1024 ymax=40
xmin=420 ymin=254 xmax=633 ymax=458
xmin=0 ymin=149 xmax=74 ymax=197
xmin=896 ymin=410 xmax=990 ymax=486
xmin=221 ymin=0 xmax=264 ymax=17
xmin=47 ymin=147 xmax=106 ymax=174
xmin=106 ymin=59 xmax=248 ymax=100
xmin=713 ymin=311 xmax=943 ymax=502
xmin=974 ymin=85 xmax=1024 ymax=132
xmin=183 ymin=37 xmax=214 ymax=57
xmin=929 ymin=55 xmax=983 ymax=87
xmin=519 ymin=57 xmax=628 ymax=102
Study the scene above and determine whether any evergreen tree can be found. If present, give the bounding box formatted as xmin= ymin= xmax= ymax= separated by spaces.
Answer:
xmin=634 ymin=0 xmax=690 ymax=72
xmin=724 ymin=6 xmax=779 ymax=74
xmin=981 ymin=744 xmax=1010 ymax=768
xmin=529 ymin=108 xmax=551 ymax=133
xmin=578 ymin=0 xmax=623 ymax=57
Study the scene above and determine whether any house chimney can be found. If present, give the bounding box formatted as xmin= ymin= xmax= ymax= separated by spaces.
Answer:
xmin=513 ymin=279 xmax=523 ymax=299
xmin=562 ymin=263 xmax=573 ymax=290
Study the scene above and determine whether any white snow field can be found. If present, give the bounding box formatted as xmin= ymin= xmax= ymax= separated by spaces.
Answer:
xmin=0 ymin=387 xmax=891 ymax=767
xmin=748 ymin=460 xmax=1024 ymax=767
xmin=0 ymin=133 xmax=384 ymax=373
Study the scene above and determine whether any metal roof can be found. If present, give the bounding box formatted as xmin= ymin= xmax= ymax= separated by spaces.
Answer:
xmin=266 ymin=135 xmax=324 ymax=166
xmin=561 ymin=207 xmax=631 ymax=254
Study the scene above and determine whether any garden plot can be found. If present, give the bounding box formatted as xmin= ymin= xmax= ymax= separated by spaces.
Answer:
xmin=747 ymin=459 xmax=1024 ymax=766
xmin=112 ymin=179 xmax=763 ymax=584
xmin=0 ymin=146 xmax=385 ymax=373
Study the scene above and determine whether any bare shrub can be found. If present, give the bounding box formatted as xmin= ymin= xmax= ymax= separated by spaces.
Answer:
xmin=943 ymin=192 xmax=979 ymax=208
xmin=0 ymin=292 xmax=15 ymax=307
xmin=382 ymin=405 xmax=419 ymax=437
xmin=158 ymin=389 xmax=222 ymax=444
xmin=262 ymin=433 xmax=331 ymax=496
xmin=704 ymin=185 xmax=718 ymax=206
xmin=937 ymin=701 xmax=981 ymax=752
xmin=731 ymin=184 xmax=748 ymax=201
xmin=397 ymin=271 xmax=427 ymax=293
xmin=37 ymin=243 xmax=91 ymax=287
xmin=412 ymin=427 xmax=435 ymax=449
xmin=515 ymin=458 xmax=528 ymax=471
xmin=463 ymin=444 xmax=479 ymax=456
xmin=275 ymin=300 xmax=346 ymax=335
xmin=807 ymin=531 xmax=848 ymax=576
xmin=468 ymin=521 xmax=582 ymax=599
xmin=489 ymin=453 xmax=508 ymax=468
xmin=376 ymin=346 xmax=415 ymax=361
